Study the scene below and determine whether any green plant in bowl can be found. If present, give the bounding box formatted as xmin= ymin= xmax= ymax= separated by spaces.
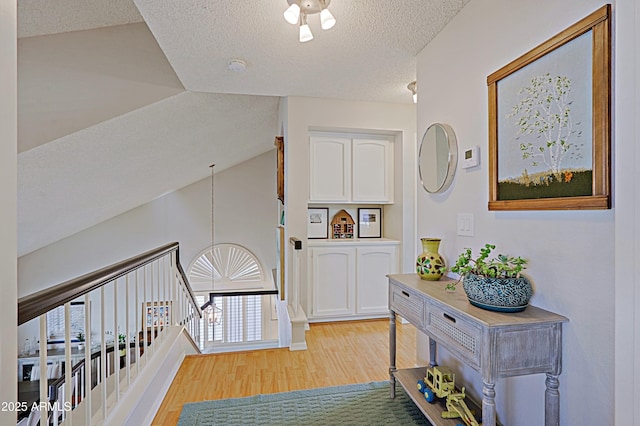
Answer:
xmin=450 ymin=243 xmax=527 ymax=279
xmin=448 ymin=244 xmax=532 ymax=312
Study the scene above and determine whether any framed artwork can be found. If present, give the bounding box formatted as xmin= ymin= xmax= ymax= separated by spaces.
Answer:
xmin=487 ymin=5 xmax=611 ymax=211
xmin=275 ymin=136 xmax=284 ymax=204
xmin=144 ymin=302 xmax=171 ymax=328
xmin=358 ymin=208 xmax=382 ymax=238
xmin=307 ymin=207 xmax=329 ymax=239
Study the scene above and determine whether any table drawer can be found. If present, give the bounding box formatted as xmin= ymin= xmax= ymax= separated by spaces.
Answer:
xmin=390 ymin=284 xmax=425 ymax=328
xmin=426 ymin=302 xmax=481 ymax=370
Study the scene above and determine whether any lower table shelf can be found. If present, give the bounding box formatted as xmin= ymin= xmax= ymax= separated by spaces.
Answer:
xmin=394 ymin=367 xmax=482 ymax=426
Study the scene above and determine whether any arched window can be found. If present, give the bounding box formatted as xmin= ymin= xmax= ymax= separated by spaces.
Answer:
xmin=187 ymin=244 xmax=273 ymax=351
xmin=188 ymin=243 xmax=266 ymax=292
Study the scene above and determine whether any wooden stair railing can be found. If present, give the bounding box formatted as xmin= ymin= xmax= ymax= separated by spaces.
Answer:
xmin=18 ymin=242 xmax=199 ymax=325
xmin=16 ymin=242 xmax=201 ymax=425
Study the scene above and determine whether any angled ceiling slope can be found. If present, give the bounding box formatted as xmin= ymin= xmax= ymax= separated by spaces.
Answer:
xmin=18 ymin=22 xmax=185 ymax=152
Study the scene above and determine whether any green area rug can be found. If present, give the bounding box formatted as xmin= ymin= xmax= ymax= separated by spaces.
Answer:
xmin=177 ymin=381 xmax=431 ymax=425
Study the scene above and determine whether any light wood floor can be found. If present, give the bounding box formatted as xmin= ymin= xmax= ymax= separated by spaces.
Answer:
xmin=152 ymin=319 xmax=417 ymax=425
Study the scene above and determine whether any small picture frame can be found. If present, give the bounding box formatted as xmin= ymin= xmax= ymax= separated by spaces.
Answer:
xmin=358 ymin=208 xmax=382 ymax=238
xmin=307 ymin=207 xmax=329 ymax=239
xmin=144 ymin=302 xmax=171 ymax=329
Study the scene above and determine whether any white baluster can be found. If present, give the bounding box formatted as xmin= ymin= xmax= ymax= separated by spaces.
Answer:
xmin=165 ymin=255 xmax=170 ymax=326
xmin=125 ymin=273 xmax=131 ymax=388
xmin=156 ymin=259 xmax=161 ymax=340
xmin=63 ymin=302 xmax=72 ymax=425
xmin=135 ymin=268 xmax=140 ymax=375
xmin=142 ymin=266 xmax=147 ymax=361
xmin=170 ymin=252 xmax=176 ymax=325
xmin=84 ymin=293 xmax=92 ymax=425
xmin=150 ymin=262 xmax=155 ymax=351
xmin=38 ymin=315 xmax=48 ymax=426
xmin=100 ymin=286 xmax=107 ymax=421
xmin=114 ymin=278 xmax=120 ymax=402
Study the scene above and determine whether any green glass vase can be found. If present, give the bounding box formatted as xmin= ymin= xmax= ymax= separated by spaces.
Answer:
xmin=416 ymin=238 xmax=445 ymax=280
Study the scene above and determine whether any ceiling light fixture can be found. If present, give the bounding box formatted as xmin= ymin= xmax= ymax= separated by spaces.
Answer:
xmin=407 ymin=81 xmax=417 ymax=103
xmin=283 ymin=0 xmax=336 ymax=43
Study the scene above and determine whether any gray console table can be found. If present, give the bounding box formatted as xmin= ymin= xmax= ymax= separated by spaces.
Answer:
xmin=388 ymin=274 xmax=568 ymax=426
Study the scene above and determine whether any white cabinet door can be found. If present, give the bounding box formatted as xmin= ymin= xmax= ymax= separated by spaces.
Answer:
xmin=352 ymin=138 xmax=393 ymax=203
xmin=309 ymin=247 xmax=356 ymax=318
xmin=309 ymin=136 xmax=351 ymax=202
xmin=356 ymin=245 xmax=399 ymax=314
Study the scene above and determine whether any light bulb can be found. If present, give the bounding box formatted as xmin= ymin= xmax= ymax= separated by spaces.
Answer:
xmin=407 ymin=81 xmax=417 ymax=103
xmin=320 ymin=8 xmax=336 ymax=30
xmin=299 ymin=23 xmax=313 ymax=42
xmin=283 ymin=3 xmax=300 ymax=25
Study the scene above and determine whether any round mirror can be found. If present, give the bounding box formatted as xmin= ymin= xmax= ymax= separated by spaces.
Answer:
xmin=418 ymin=123 xmax=458 ymax=193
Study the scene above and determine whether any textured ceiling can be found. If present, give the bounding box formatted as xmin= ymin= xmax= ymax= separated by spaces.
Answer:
xmin=17 ymin=0 xmax=469 ymax=256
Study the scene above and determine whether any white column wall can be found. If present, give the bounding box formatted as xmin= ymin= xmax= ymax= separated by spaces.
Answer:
xmin=613 ymin=0 xmax=640 ymax=424
xmin=0 ymin=0 xmax=18 ymax=423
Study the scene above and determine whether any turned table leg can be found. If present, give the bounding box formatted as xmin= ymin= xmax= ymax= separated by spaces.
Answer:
xmin=389 ymin=310 xmax=396 ymax=398
xmin=545 ymin=373 xmax=561 ymax=426
xmin=482 ymin=380 xmax=497 ymax=426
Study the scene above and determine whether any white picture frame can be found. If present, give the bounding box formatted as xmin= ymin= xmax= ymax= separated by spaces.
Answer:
xmin=358 ymin=208 xmax=382 ymax=238
xmin=307 ymin=207 xmax=329 ymax=239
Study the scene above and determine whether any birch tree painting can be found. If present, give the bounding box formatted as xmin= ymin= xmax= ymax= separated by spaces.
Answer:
xmin=508 ymin=73 xmax=584 ymax=182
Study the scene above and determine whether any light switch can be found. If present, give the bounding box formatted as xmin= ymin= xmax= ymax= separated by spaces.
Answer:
xmin=457 ymin=213 xmax=474 ymax=237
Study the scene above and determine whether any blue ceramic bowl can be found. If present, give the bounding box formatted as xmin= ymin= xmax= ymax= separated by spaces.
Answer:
xmin=463 ymin=273 xmax=533 ymax=312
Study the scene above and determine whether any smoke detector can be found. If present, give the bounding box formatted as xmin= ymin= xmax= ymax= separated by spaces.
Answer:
xmin=227 ymin=59 xmax=247 ymax=73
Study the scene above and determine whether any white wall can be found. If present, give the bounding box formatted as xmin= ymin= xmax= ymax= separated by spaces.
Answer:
xmin=18 ymin=150 xmax=277 ymax=298
xmin=281 ymin=97 xmax=416 ymax=316
xmin=416 ymin=1 xmax=636 ymax=425
xmin=0 ymin=0 xmax=18 ymax=422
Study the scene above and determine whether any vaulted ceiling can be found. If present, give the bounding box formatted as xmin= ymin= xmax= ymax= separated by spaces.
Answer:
xmin=17 ymin=0 xmax=469 ymax=256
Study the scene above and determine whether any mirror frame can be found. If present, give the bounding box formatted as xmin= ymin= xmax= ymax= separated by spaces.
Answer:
xmin=418 ymin=123 xmax=458 ymax=194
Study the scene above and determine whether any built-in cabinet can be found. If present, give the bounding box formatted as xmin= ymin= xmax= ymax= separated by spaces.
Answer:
xmin=309 ymin=135 xmax=393 ymax=203
xmin=306 ymin=132 xmax=398 ymax=321
xmin=307 ymin=240 xmax=399 ymax=321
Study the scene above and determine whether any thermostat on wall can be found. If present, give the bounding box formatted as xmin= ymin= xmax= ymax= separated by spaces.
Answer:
xmin=462 ymin=146 xmax=480 ymax=169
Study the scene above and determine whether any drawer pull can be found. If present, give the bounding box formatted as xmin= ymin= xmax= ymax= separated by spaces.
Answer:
xmin=401 ymin=291 xmax=410 ymax=298
xmin=443 ymin=313 xmax=456 ymax=323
